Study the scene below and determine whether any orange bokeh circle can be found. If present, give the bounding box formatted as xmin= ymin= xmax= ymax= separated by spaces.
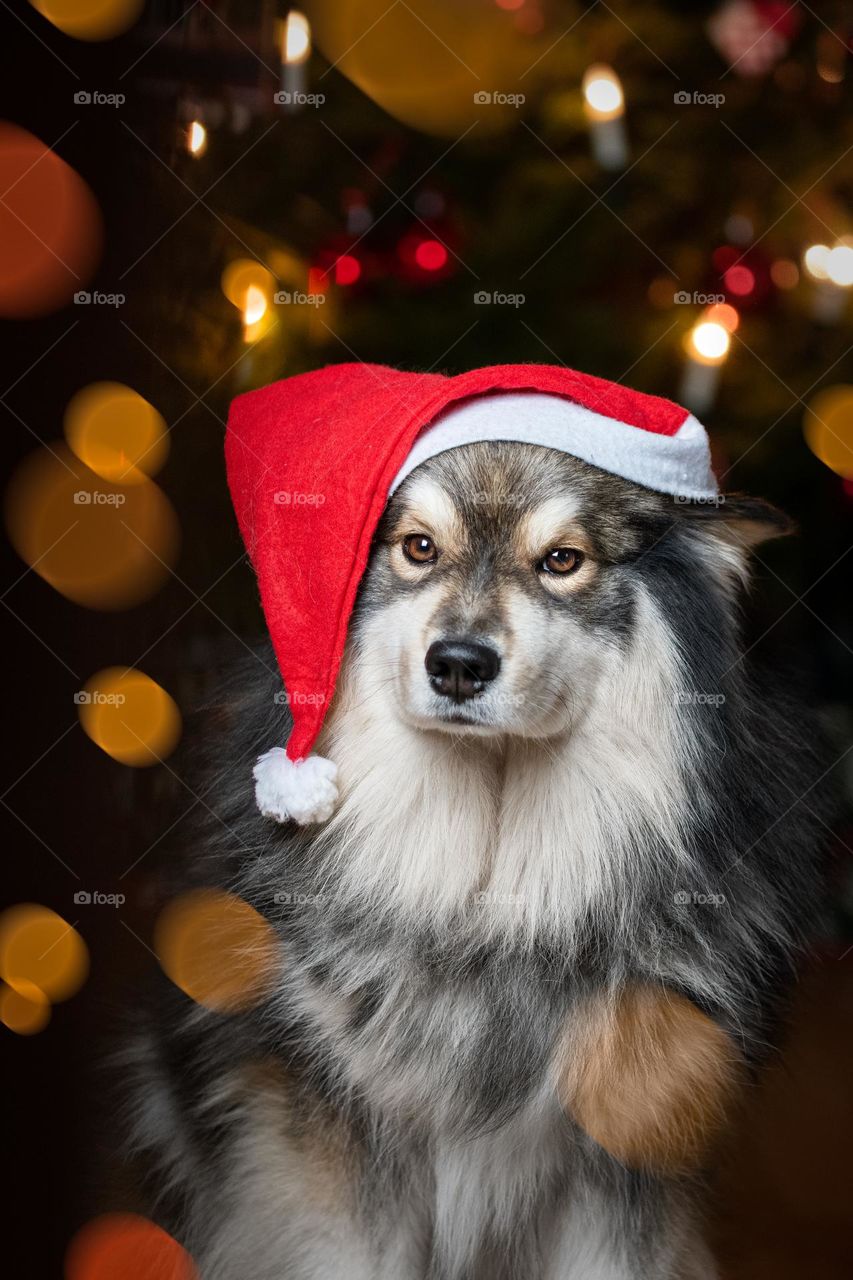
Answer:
xmin=65 ymin=1212 xmax=198 ymax=1280
xmin=0 ymin=122 xmax=101 ymax=318
xmin=0 ymin=904 xmax=88 ymax=1002
xmin=77 ymin=667 xmax=181 ymax=767
xmin=154 ymin=889 xmax=280 ymax=1013
xmin=5 ymin=442 xmax=179 ymax=610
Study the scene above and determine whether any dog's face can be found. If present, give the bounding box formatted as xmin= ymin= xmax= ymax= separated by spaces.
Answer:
xmin=350 ymin=442 xmax=673 ymax=740
xmin=348 ymin=441 xmax=784 ymax=744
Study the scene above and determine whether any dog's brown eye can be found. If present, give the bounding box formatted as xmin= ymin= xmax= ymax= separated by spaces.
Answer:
xmin=540 ymin=548 xmax=583 ymax=575
xmin=403 ymin=534 xmax=437 ymax=564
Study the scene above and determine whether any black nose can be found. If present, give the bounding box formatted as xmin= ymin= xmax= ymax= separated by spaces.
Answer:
xmin=424 ymin=638 xmax=501 ymax=703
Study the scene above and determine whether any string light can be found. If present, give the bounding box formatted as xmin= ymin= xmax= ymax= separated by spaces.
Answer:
xmin=582 ymin=65 xmax=628 ymax=170
xmin=187 ymin=121 xmax=207 ymax=157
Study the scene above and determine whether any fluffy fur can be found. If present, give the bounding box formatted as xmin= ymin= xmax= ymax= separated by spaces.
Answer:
xmin=125 ymin=443 xmax=828 ymax=1279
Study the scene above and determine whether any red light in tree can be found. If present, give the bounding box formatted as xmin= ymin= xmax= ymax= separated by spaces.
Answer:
xmin=723 ymin=264 xmax=755 ymax=296
xmin=414 ymin=239 xmax=448 ymax=272
xmin=334 ymin=254 xmax=362 ymax=286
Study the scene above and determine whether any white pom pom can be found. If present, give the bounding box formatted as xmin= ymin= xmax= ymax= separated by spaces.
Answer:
xmin=253 ymin=749 xmax=339 ymax=825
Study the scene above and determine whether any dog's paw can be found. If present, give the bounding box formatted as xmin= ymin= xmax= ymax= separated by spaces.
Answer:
xmin=554 ymin=985 xmax=742 ymax=1174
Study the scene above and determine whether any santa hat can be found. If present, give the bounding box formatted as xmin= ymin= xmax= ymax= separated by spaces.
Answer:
xmin=226 ymin=362 xmax=716 ymax=825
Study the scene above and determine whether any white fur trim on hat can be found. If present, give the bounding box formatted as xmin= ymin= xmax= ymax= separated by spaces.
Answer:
xmin=253 ymin=749 xmax=339 ymax=825
xmin=390 ymin=392 xmax=717 ymax=500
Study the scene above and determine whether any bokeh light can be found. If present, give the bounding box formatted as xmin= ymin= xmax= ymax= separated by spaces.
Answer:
xmin=686 ymin=320 xmax=731 ymax=363
xmin=825 ymin=244 xmax=853 ymax=288
xmin=334 ymin=253 xmax=362 ymax=285
xmin=65 ymin=1213 xmax=198 ymax=1280
xmin=582 ymin=65 xmax=624 ymax=120
xmin=723 ymin=264 xmax=755 ymax=297
xmin=78 ymin=667 xmax=181 ymax=767
xmin=221 ymin=258 xmax=275 ymax=311
xmin=30 ymin=0 xmax=144 ymax=41
xmin=0 ymin=122 xmax=102 ymax=318
xmin=770 ymin=258 xmax=799 ymax=289
xmin=0 ymin=904 xmax=88 ymax=1003
xmin=803 ymin=385 xmax=853 ymax=478
xmin=5 ymin=443 xmax=179 ymax=610
xmin=187 ymin=121 xmax=207 ymax=158
xmin=802 ymin=243 xmax=830 ymax=281
xmin=705 ymin=302 xmax=740 ymax=333
xmin=154 ymin=889 xmax=280 ymax=1013
xmin=64 ymin=383 xmax=169 ymax=485
xmin=310 ymin=0 xmax=533 ymax=135
xmin=414 ymin=239 xmax=448 ymax=271
xmin=0 ymin=980 xmax=51 ymax=1035
xmin=283 ymin=10 xmax=311 ymax=63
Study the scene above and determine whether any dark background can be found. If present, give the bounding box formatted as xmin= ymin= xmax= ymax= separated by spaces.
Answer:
xmin=2 ymin=2 xmax=852 ymax=1276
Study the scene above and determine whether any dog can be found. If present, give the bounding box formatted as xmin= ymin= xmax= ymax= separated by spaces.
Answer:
xmin=126 ymin=441 xmax=827 ymax=1278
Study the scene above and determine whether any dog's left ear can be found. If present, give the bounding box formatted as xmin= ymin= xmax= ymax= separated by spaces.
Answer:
xmin=676 ymin=494 xmax=794 ymax=553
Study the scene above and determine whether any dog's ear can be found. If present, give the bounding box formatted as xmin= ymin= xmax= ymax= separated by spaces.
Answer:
xmin=676 ymin=494 xmax=794 ymax=553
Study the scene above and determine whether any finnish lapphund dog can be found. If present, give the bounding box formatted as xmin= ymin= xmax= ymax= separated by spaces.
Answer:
xmin=126 ymin=441 xmax=827 ymax=1278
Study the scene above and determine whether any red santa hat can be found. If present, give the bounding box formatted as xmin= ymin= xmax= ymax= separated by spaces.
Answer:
xmin=225 ymin=362 xmax=716 ymax=825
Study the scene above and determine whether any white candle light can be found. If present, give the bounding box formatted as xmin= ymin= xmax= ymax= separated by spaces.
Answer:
xmin=680 ymin=317 xmax=731 ymax=414
xmin=280 ymin=11 xmax=311 ymax=110
xmin=582 ymin=64 xmax=628 ymax=171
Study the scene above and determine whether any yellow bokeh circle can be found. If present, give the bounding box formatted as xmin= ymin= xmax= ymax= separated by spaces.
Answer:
xmin=78 ymin=667 xmax=181 ymax=767
xmin=0 ymin=904 xmax=88 ymax=1003
xmin=5 ymin=443 xmax=179 ymax=610
xmin=221 ymin=259 xmax=276 ymax=311
xmin=154 ymin=889 xmax=280 ymax=1013
xmin=0 ymin=980 xmax=51 ymax=1035
xmin=803 ymin=385 xmax=853 ymax=478
xmin=65 ymin=383 xmax=169 ymax=485
xmin=30 ymin=0 xmax=144 ymax=41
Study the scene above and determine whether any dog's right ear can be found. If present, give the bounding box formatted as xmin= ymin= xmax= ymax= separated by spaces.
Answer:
xmin=675 ymin=494 xmax=794 ymax=553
